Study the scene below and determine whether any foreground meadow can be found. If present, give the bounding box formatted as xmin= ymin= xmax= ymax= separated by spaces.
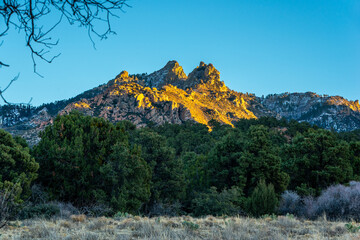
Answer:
xmin=0 ymin=215 xmax=358 ymax=240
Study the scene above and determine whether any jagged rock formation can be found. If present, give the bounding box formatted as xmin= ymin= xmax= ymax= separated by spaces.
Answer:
xmin=0 ymin=60 xmax=359 ymax=145
xmin=63 ymin=61 xmax=259 ymax=129
xmin=261 ymin=92 xmax=360 ymax=131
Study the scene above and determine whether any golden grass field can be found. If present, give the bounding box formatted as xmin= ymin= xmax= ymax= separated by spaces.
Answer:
xmin=1 ymin=215 xmax=360 ymax=240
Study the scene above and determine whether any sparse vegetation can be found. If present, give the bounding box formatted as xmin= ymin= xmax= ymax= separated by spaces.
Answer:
xmin=278 ymin=181 xmax=360 ymax=221
xmin=0 ymin=215 xmax=356 ymax=239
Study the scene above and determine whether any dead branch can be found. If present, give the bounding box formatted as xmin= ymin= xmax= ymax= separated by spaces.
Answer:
xmin=0 ymin=0 xmax=128 ymax=104
xmin=0 ymin=74 xmax=32 ymax=105
xmin=0 ymin=0 xmax=129 ymax=74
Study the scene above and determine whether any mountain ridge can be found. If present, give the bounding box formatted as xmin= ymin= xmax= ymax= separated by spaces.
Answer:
xmin=0 ymin=60 xmax=359 ymax=145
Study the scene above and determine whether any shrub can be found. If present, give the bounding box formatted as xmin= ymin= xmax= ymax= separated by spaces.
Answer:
xmin=315 ymin=181 xmax=360 ymax=221
xmin=315 ymin=184 xmax=350 ymax=220
xmin=345 ymin=222 xmax=360 ymax=233
xmin=278 ymin=191 xmax=302 ymax=216
xmin=278 ymin=181 xmax=360 ymax=221
xmin=191 ymin=186 xmax=243 ymax=217
xmin=18 ymin=203 xmax=60 ymax=219
xmin=302 ymin=196 xmax=317 ymax=219
xmin=56 ymin=202 xmax=80 ymax=218
xmin=0 ymin=186 xmax=19 ymax=228
xmin=28 ymin=184 xmax=49 ymax=204
xmin=277 ymin=191 xmax=317 ymax=219
xmin=348 ymin=181 xmax=360 ymax=219
xmin=80 ymin=203 xmax=113 ymax=217
xmin=246 ymin=180 xmax=278 ymax=217
xmin=182 ymin=220 xmax=199 ymax=231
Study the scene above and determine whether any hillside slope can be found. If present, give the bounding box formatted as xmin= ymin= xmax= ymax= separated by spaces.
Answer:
xmin=0 ymin=60 xmax=359 ymax=144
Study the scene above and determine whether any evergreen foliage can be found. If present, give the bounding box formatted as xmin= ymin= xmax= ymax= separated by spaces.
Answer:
xmin=206 ymin=125 xmax=289 ymax=197
xmin=32 ymin=112 xmax=150 ymax=213
xmin=283 ymin=129 xmax=353 ymax=195
xmin=240 ymin=125 xmax=289 ymax=195
xmin=246 ymin=180 xmax=278 ymax=217
xmin=191 ymin=187 xmax=243 ymax=217
xmin=18 ymin=115 xmax=360 ymax=218
xmin=0 ymin=129 xmax=38 ymax=202
xmin=132 ymin=129 xmax=186 ymax=208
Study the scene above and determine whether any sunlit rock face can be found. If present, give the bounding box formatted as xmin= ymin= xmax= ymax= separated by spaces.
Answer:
xmin=0 ymin=60 xmax=359 ymax=145
xmin=143 ymin=60 xmax=187 ymax=89
xmin=64 ymin=61 xmax=259 ymax=129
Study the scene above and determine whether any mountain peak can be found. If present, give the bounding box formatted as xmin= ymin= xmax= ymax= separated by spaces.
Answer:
xmin=2 ymin=60 xmax=360 ymax=146
xmin=163 ymin=60 xmax=180 ymax=69
xmin=199 ymin=61 xmax=206 ymax=67
xmin=144 ymin=60 xmax=187 ymax=88
xmin=118 ymin=71 xmax=129 ymax=79
xmin=183 ymin=61 xmax=221 ymax=89
xmin=191 ymin=62 xmax=220 ymax=81
xmin=114 ymin=71 xmax=131 ymax=83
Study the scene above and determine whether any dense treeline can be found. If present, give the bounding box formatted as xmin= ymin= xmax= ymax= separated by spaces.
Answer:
xmin=1 ymin=111 xmax=360 ymax=219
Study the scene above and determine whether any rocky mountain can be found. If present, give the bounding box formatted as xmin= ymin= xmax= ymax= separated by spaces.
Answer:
xmin=1 ymin=60 xmax=359 ymax=145
xmin=261 ymin=93 xmax=360 ymax=132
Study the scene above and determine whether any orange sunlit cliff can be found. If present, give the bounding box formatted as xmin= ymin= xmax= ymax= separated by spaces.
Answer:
xmin=64 ymin=61 xmax=263 ymax=129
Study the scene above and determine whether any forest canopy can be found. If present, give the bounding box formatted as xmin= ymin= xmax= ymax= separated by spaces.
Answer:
xmin=24 ymin=113 xmax=360 ymax=217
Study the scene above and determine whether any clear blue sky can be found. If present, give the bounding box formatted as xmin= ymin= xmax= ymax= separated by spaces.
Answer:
xmin=1 ymin=0 xmax=359 ymax=106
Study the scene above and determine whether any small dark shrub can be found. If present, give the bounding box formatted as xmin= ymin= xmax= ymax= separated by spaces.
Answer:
xmin=29 ymin=184 xmax=49 ymax=204
xmin=345 ymin=222 xmax=360 ymax=233
xmin=56 ymin=202 xmax=80 ymax=218
xmin=182 ymin=220 xmax=199 ymax=231
xmin=246 ymin=180 xmax=278 ymax=217
xmin=18 ymin=203 xmax=60 ymax=219
xmin=191 ymin=187 xmax=243 ymax=217
xmin=0 ymin=186 xmax=19 ymax=228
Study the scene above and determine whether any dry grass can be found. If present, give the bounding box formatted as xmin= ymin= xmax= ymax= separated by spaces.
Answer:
xmin=0 ymin=215 xmax=359 ymax=240
xmin=70 ymin=214 xmax=87 ymax=223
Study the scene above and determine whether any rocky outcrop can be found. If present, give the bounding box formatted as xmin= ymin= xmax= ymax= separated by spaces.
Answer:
xmin=64 ymin=61 xmax=258 ymax=129
xmin=261 ymin=92 xmax=360 ymax=131
xmin=0 ymin=60 xmax=359 ymax=145
xmin=143 ymin=60 xmax=187 ymax=89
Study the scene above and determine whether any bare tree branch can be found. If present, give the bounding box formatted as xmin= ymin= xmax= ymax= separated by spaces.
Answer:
xmin=0 ymin=61 xmax=9 ymax=67
xmin=0 ymin=74 xmax=32 ymax=105
xmin=0 ymin=0 xmax=129 ymax=73
xmin=0 ymin=0 xmax=129 ymax=104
